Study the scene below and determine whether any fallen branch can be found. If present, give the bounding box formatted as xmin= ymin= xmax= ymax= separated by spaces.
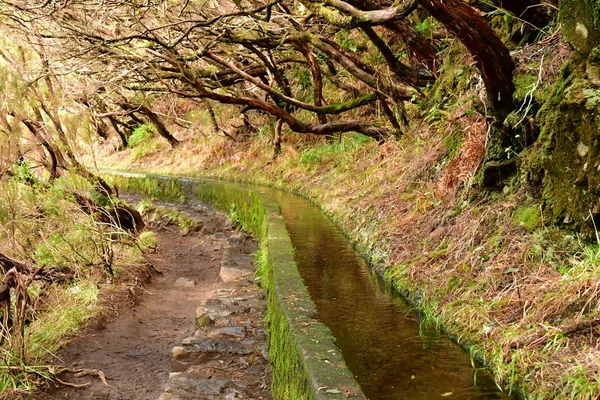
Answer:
xmin=511 ymin=316 xmax=600 ymax=349
xmin=0 ymin=253 xmax=73 ymax=283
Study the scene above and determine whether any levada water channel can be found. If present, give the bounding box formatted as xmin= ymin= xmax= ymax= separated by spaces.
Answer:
xmin=113 ymin=173 xmax=515 ymax=399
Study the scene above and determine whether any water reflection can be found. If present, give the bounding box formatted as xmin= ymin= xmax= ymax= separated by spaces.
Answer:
xmin=270 ymin=191 xmax=513 ymax=400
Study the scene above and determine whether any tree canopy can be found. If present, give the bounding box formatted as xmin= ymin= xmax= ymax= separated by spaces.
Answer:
xmin=0 ymin=0 xmax=555 ymax=155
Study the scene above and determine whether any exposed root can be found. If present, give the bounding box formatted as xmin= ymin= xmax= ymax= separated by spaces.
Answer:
xmin=54 ymin=378 xmax=90 ymax=388
xmin=64 ymin=368 xmax=109 ymax=386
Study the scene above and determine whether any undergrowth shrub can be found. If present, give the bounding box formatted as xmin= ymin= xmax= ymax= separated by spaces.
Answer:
xmin=0 ymin=171 xmax=145 ymax=395
xmin=128 ymin=124 xmax=154 ymax=147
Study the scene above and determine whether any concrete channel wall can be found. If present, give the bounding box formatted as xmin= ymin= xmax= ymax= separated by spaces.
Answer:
xmin=104 ymin=173 xmax=366 ymax=400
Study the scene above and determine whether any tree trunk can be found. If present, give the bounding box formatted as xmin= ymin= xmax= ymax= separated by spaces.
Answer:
xmin=417 ymin=0 xmax=515 ymax=116
xmin=299 ymin=43 xmax=327 ymax=124
xmin=35 ymin=105 xmax=115 ymax=197
xmin=21 ymin=119 xmax=60 ymax=180
xmin=107 ymin=117 xmax=129 ymax=149
xmin=361 ymin=26 xmax=420 ymax=86
xmin=119 ymin=103 xmax=179 ymax=145
xmin=378 ymin=94 xmax=402 ymax=137
xmin=386 ymin=20 xmax=438 ymax=73
xmin=273 ymin=118 xmax=283 ymax=157
xmin=203 ymin=99 xmax=220 ymax=134
xmin=137 ymin=105 xmax=179 ymax=147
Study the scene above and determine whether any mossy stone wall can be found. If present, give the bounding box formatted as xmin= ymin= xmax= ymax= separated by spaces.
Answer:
xmin=533 ymin=55 xmax=600 ymax=233
xmin=560 ymin=0 xmax=600 ymax=55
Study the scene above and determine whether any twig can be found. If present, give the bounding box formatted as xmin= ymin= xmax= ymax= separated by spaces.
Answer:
xmin=513 ymin=55 xmax=544 ymax=128
xmin=64 ymin=368 xmax=109 ymax=386
xmin=511 ymin=316 xmax=600 ymax=349
xmin=55 ymin=377 xmax=91 ymax=388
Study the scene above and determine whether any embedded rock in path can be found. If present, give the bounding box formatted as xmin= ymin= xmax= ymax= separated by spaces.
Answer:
xmin=160 ymin=230 xmax=269 ymax=400
xmin=161 ymin=375 xmax=244 ymax=399
xmin=180 ymin=337 xmax=252 ymax=355
xmin=220 ymin=265 xmax=252 ymax=282
xmin=174 ymin=277 xmax=195 ymax=288
xmin=220 ymin=245 xmax=255 ymax=283
xmin=207 ymin=327 xmax=245 ymax=339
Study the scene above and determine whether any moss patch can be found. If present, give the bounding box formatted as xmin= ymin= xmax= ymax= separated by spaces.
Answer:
xmin=513 ymin=205 xmax=542 ymax=230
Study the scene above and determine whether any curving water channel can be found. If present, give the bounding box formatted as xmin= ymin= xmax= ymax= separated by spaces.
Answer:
xmin=123 ymin=174 xmax=514 ymax=399
xmin=259 ymin=188 xmax=513 ymax=400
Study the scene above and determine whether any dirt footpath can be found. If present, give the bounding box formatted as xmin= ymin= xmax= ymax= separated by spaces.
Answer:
xmin=30 ymin=202 xmax=270 ymax=400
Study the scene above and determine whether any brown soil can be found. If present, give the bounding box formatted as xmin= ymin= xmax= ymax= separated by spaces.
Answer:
xmin=27 ymin=205 xmax=245 ymax=400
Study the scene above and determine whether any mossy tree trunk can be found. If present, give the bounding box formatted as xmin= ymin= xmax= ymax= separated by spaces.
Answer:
xmin=417 ymin=0 xmax=515 ymax=116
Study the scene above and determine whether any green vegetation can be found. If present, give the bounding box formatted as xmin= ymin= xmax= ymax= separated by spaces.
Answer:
xmin=128 ymin=124 xmax=154 ymax=147
xmin=513 ymin=206 xmax=542 ymax=231
xmin=0 ymin=172 xmax=145 ymax=395
xmin=93 ymin=69 xmax=600 ymax=397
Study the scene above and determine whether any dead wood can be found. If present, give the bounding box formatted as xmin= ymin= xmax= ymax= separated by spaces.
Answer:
xmin=511 ymin=317 xmax=600 ymax=349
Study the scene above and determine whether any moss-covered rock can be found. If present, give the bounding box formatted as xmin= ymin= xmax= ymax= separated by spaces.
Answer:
xmin=560 ymin=0 xmax=600 ymax=55
xmin=587 ymin=45 xmax=600 ymax=85
xmin=535 ymin=54 xmax=600 ymax=233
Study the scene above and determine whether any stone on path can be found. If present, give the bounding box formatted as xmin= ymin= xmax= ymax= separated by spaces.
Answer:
xmin=174 ymin=277 xmax=195 ymax=288
xmin=159 ymin=230 xmax=269 ymax=400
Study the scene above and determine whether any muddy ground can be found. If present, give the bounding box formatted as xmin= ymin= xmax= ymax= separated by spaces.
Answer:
xmin=27 ymin=201 xmax=266 ymax=400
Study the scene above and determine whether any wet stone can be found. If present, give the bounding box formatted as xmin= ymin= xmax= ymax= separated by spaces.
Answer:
xmin=206 ymin=327 xmax=245 ymax=339
xmin=181 ymin=337 xmax=251 ymax=355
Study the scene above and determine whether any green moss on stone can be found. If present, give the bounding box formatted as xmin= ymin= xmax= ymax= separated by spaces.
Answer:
xmin=560 ymin=0 xmax=600 ymax=55
xmin=513 ymin=206 xmax=542 ymax=230
xmin=532 ymin=54 xmax=600 ymax=235
xmin=513 ymin=73 xmax=540 ymax=103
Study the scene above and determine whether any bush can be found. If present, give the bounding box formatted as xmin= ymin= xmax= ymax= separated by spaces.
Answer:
xmin=128 ymin=124 xmax=154 ymax=147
